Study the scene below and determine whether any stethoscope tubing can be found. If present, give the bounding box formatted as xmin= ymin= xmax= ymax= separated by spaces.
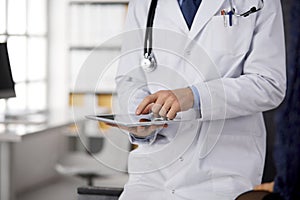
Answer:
xmin=144 ymin=0 xmax=158 ymax=57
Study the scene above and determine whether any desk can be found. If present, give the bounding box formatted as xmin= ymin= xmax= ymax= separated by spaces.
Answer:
xmin=0 ymin=110 xmax=84 ymax=200
xmin=0 ymin=131 xmax=20 ymax=200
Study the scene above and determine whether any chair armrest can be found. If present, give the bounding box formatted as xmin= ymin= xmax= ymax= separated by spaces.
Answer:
xmin=235 ymin=190 xmax=283 ymax=200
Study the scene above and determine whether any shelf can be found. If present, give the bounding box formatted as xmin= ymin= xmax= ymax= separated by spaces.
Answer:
xmin=69 ymin=0 xmax=129 ymax=5
xmin=68 ymin=0 xmax=127 ymax=107
xmin=69 ymin=46 xmax=121 ymax=51
xmin=63 ymin=130 xmax=106 ymax=138
xmin=69 ymin=90 xmax=117 ymax=95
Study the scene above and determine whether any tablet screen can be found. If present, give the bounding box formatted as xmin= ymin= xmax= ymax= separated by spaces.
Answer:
xmin=86 ymin=113 xmax=170 ymax=127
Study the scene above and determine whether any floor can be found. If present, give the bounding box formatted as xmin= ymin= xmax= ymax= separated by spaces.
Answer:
xmin=16 ymin=174 xmax=128 ymax=200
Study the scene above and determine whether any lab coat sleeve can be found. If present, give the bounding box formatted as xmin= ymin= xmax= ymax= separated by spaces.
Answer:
xmin=115 ymin=0 xmax=163 ymax=145
xmin=195 ymin=0 xmax=286 ymax=121
xmin=115 ymin=0 xmax=149 ymax=115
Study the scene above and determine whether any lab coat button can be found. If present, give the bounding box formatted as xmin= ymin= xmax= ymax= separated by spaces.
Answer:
xmin=185 ymin=50 xmax=191 ymax=55
xmin=179 ymin=157 xmax=184 ymax=162
xmin=171 ymin=189 xmax=175 ymax=194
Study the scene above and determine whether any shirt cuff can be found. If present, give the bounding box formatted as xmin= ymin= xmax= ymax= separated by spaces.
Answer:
xmin=190 ymin=85 xmax=201 ymax=110
xmin=129 ymin=131 xmax=158 ymax=145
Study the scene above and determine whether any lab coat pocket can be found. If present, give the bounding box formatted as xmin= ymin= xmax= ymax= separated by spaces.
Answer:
xmin=209 ymin=134 xmax=264 ymax=196
xmin=209 ymin=15 xmax=254 ymax=54
xmin=212 ymin=175 xmax=252 ymax=199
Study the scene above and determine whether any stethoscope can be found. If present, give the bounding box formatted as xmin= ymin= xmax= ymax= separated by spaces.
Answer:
xmin=229 ymin=0 xmax=264 ymax=17
xmin=140 ymin=0 xmax=158 ymax=72
xmin=140 ymin=0 xmax=264 ymax=73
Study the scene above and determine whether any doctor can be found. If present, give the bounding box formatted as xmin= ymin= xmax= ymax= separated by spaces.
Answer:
xmin=114 ymin=0 xmax=286 ymax=199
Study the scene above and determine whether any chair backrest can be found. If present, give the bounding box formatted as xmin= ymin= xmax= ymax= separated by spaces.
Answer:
xmin=262 ymin=110 xmax=277 ymax=182
xmin=77 ymin=186 xmax=123 ymax=200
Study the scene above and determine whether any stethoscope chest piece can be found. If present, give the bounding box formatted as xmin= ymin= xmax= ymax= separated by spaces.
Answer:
xmin=141 ymin=53 xmax=157 ymax=72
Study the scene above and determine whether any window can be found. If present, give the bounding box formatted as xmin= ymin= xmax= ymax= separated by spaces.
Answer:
xmin=0 ymin=0 xmax=48 ymax=113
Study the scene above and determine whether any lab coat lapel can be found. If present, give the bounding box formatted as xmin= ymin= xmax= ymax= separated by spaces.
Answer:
xmin=162 ymin=0 xmax=189 ymax=33
xmin=188 ymin=0 xmax=225 ymax=39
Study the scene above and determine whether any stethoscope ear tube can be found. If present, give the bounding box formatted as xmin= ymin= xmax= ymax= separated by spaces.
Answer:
xmin=233 ymin=0 xmax=264 ymax=17
xmin=240 ymin=7 xmax=257 ymax=17
xmin=144 ymin=0 xmax=158 ymax=57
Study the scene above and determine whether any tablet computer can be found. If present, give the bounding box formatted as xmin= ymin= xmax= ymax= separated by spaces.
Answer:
xmin=86 ymin=113 xmax=183 ymax=127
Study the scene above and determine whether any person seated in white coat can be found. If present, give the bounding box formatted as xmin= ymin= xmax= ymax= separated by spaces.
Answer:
xmin=113 ymin=0 xmax=286 ymax=199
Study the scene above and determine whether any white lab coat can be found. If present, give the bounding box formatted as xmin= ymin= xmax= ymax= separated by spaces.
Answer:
xmin=115 ymin=0 xmax=286 ymax=199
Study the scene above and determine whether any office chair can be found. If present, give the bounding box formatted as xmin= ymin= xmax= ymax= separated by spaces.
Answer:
xmin=56 ymin=127 xmax=130 ymax=186
xmin=77 ymin=186 xmax=123 ymax=200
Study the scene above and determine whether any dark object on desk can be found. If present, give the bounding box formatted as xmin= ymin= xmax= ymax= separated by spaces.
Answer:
xmin=77 ymin=186 xmax=123 ymax=200
xmin=236 ymin=190 xmax=283 ymax=200
xmin=0 ymin=42 xmax=15 ymax=99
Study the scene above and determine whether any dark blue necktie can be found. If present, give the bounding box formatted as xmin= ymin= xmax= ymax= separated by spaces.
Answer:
xmin=180 ymin=0 xmax=202 ymax=29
